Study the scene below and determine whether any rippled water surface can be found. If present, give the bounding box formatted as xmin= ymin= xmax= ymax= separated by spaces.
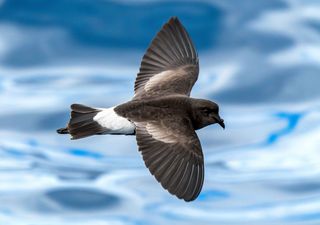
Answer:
xmin=1 ymin=0 xmax=320 ymax=224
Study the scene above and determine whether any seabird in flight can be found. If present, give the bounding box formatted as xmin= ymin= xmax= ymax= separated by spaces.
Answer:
xmin=57 ymin=17 xmax=225 ymax=202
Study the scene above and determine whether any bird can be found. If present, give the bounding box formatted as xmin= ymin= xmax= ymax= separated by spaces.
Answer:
xmin=57 ymin=16 xmax=225 ymax=202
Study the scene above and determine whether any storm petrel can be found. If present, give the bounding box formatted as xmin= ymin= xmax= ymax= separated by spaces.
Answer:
xmin=57 ymin=17 xmax=225 ymax=201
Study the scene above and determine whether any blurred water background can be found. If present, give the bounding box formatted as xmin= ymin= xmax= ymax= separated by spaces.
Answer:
xmin=1 ymin=0 xmax=320 ymax=224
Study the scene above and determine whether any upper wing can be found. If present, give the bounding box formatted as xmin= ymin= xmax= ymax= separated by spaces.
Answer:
xmin=135 ymin=116 xmax=204 ymax=201
xmin=133 ymin=17 xmax=199 ymax=100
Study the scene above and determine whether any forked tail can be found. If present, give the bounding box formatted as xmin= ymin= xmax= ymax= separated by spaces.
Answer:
xmin=57 ymin=104 xmax=107 ymax=140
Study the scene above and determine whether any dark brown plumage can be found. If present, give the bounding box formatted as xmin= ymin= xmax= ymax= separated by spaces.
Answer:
xmin=57 ymin=17 xmax=224 ymax=202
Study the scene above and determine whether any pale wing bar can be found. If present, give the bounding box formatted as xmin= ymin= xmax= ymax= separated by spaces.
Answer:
xmin=135 ymin=118 xmax=204 ymax=201
xmin=134 ymin=17 xmax=199 ymax=99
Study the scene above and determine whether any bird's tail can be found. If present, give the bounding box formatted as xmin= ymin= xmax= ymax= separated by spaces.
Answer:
xmin=57 ymin=104 xmax=107 ymax=140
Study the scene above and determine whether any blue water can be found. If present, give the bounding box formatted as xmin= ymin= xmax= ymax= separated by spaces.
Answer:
xmin=1 ymin=0 xmax=320 ymax=224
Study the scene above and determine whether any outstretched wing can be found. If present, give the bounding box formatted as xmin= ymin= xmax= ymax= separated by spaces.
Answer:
xmin=133 ymin=17 xmax=199 ymax=100
xmin=135 ymin=116 xmax=204 ymax=201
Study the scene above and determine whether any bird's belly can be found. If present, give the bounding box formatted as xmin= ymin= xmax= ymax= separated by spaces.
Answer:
xmin=93 ymin=107 xmax=135 ymax=134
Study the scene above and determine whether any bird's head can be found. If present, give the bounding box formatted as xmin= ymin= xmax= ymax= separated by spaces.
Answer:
xmin=191 ymin=98 xmax=225 ymax=130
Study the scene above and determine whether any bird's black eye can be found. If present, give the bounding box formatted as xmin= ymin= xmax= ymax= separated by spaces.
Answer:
xmin=214 ymin=107 xmax=219 ymax=114
xmin=201 ymin=108 xmax=211 ymax=116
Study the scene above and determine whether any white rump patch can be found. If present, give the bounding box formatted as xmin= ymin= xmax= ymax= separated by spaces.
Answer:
xmin=93 ymin=107 xmax=135 ymax=134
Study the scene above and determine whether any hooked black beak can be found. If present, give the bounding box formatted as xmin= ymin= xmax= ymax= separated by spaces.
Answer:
xmin=214 ymin=115 xmax=225 ymax=129
xmin=218 ymin=118 xmax=225 ymax=129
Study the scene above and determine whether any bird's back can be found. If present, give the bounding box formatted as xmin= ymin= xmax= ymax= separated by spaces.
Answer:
xmin=114 ymin=95 xmax=192 ymax=123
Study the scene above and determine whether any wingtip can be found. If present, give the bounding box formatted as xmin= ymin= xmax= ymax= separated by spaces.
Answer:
xmin=168 ymin=16 xmax=180 ymax=24
xmin=178 ymin=193 xmax=198 ymax=202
